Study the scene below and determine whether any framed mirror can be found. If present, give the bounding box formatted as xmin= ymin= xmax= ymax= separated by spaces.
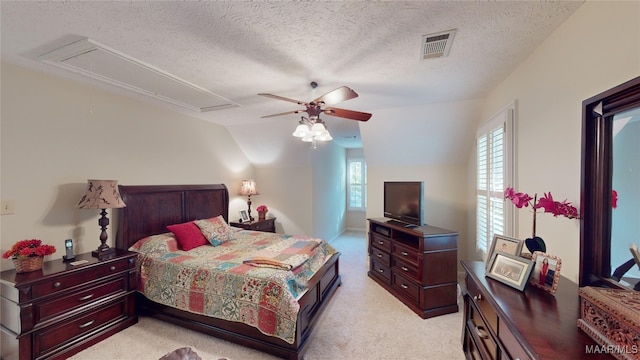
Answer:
xmin=580 ymin=76 xmax=640 ymax=289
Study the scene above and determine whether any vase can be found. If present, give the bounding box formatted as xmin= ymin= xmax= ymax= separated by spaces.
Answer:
xmin=13 ymin=256 xmax=44 ymax=273
xmin=525 ymin=236 xmax=546 ymax=254
xmin=258 ymin=211 xmax=267 ymax=221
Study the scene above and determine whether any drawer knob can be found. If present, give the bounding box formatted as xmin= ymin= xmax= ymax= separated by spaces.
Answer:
xmin=110 ymin=266 xmax=116 ymax=271
xmin=475 ymin=326 xmax=490 ymax=339
xmin=78 ymin=294 xmax=94 ymax=301
xmin=53 ymin=282 xmax=61 ymax=288
xmin=79 ymin=320 xmax=95 ymax=329
xmin=378 ymin=240 xmax=384 ymax=245
xmin=401 ymin=284 xmax=409 ymax=289
xmin=401 ymin=251 xmax=409 ymax=256
xmin=377 ymin=253 xmax=383 ymax=258
xmin=473 ymin=294 xmax=483 ymax=302
xmin=401 ymin=266 xmax=409 ymax=272
xmin=378 ymin=269 xmax=384 ymax=273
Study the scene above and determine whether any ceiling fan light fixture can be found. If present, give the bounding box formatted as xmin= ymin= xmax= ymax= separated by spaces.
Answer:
xmin=292 ymin=124 xmax=309 ymax=137
xmin=301 ymin=133 xmax=314 ymax=142
xmin=311 ymin=122 xmax=326 ymax=135
xmin=317 ymin=130 xmax=333 ymax=141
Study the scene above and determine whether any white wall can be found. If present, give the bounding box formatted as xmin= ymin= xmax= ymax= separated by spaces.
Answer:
xmin=476 ymin=1 xmax=640 ymax=283
xmin=0 ymin=63 xmax=255 ymax=270
xmin=312 ymin=142 xmax=347 ymax=241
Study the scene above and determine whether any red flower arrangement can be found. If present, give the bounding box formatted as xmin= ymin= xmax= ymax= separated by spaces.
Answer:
xmin=256 ymin=205 xmax=268 ymax=213
xmin=504 ymin=188 xmax=579 ymax=253
xmin=2 ymin=239 xmax=56 ymax=259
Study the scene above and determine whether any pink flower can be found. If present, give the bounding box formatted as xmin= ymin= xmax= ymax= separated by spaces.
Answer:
xmin=504 ymin=187 xmax=533 ymax=208
xmin=612 ymin=190 xmax=618 ymax=209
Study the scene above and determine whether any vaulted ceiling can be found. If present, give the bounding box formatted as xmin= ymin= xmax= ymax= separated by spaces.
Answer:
xmin=1 ymin=1 xmax=583 ymax=163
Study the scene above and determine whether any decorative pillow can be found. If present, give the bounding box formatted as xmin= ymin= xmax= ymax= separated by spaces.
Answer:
xmin=129 ymin=232 xmax=179 ymax=254
xmin=167 ymin=221 xmax=209 ymax=251
xmin=195 ymin=215 xmax=235 ymax=246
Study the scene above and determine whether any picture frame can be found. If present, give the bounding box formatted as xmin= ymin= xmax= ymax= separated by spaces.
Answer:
xmin=529 ymin=251 xmax=562 ymax=294
xmin=239 ymin=210 xmax=250 ymax=223
xmin=486 ymin=234 xmax=524 ymax=270
xmin=486 ymin=252 xmax=534 ymax=291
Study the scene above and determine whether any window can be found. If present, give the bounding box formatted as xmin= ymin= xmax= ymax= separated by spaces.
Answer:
xmin=348 ymin=158 xmax=367 ymax=210
xmin=476 ymin=106 xmax=515 ymax=255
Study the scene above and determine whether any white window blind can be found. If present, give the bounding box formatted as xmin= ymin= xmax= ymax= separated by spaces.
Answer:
xmin=476 ymin=106 xmax=515 ymax=254
xmin=348 ymin=159 xmax=367 ymax=210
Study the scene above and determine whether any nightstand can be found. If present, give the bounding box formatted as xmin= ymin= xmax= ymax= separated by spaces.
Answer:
xmin=0 ymin=250 xmax=138 ymax=360
xmin=231 ymin=218 xmax=276 ymax=233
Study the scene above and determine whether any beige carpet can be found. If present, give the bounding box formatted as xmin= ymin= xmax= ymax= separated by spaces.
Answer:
xmin=70 ymin=231 xmax=465 ymax=360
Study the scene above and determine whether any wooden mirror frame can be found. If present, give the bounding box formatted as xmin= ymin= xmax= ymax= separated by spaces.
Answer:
xmin=580 ymin=76 xmax=640 ymax=288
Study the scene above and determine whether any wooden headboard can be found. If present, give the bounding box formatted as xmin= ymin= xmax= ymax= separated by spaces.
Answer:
xmin=115 ymin=184 xmax=229 ymax=250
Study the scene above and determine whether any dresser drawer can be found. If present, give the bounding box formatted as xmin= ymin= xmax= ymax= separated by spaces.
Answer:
xmin=392 ymin=242 xmax=420 ymax=266
xmin=251 ymin=219 xmax=275 ymax=232
xmin=370 ymin=233 xmax=392 ymax=253
xmin=36 ymin=276 xmax=128 ymax=326
xmin=392 ymin=256 xmax=419 ymax=281
xmin=370 ymin=246 xmax=390 ymax=267
xmin=499 ymin=317 xmax=530 ymax=360
xmin=370 ymin=259 xmax=391 ymax=284
xmin=33 ymin=299 xmax=127 ymax=358
xmin=392 ymin=272 xmax=419 ymax=303
xmin=31 ymin=257 xmax=132 ymax=299
xmin=465 ymin=297 xmax=498 ymax=359
xmin=465 ymin=273 xmax=498 ymax=334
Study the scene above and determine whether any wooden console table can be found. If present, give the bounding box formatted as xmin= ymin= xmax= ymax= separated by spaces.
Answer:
xmin=461 ymin=260 xmax=611 ymax=359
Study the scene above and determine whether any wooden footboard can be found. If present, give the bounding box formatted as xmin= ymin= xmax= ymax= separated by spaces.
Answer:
xmin=137 ymin=252 xmax=341 ymax=360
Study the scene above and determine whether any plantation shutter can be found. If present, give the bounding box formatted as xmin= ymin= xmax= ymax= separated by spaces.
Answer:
xmin=476 ymin=106 xmax=514 ymax=254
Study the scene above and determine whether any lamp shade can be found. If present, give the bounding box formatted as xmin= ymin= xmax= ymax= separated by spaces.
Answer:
xmin=239 ymin=179 xmax=259 ymax=196
xmin=77 ymin=179 xmax=126 ymax=209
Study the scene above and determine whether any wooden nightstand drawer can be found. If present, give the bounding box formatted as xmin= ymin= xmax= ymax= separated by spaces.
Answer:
xmin=33 ymin=299 xmax=127 ymax=358
xmin=32 ymin=257 xmax=132 ymax=299
xmin=230 ymin=218 xmax=276 ymax=233
xmin=36 ymin=276 xmax=128 ymax=325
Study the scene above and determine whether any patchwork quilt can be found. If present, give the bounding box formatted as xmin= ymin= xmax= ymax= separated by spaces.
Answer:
xmin=129 ymin=230 xmax=338 ymax=344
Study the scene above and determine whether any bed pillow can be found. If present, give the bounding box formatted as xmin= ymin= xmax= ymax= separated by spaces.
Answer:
xmin=167 ymin=221 xmax=209 ymax=251
xmin=195 ymin=215 xmax=235 ymax=246
xmin=129 ymin=232 xmax=179 ymax=254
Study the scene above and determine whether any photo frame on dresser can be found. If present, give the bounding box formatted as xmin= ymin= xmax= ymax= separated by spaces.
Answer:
xmin=239 ymin=210 xmax=250 ymax=223
xmin=486 ymin=234 xmax=524 ymax=270
xmin=486 ymin=252 xmax=534 ymax=291
xmin=529 ymin=251 xmax=562 ymax=294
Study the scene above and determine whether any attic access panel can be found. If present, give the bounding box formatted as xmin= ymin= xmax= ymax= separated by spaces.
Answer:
xmin=39 ymin=38 xmax=238 ymax=112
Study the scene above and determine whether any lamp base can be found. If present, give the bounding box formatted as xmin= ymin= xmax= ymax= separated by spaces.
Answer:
xmin=92 ymin=247 xmax=116 ymax=260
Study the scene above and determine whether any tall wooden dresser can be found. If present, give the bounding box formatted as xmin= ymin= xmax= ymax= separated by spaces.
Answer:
xmin=0 ymin=251 xmax=138 ymax=360
xmin=367 ymin=218 xmax=458 ymax=318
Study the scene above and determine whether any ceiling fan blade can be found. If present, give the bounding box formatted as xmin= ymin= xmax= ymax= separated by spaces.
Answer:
xmin=314 ymin=86 xmax=359 ymax=105
xmin=323 ymin=107 xmax=372 ymax=122
xmin=258 ymin=93 xmax=307 ymax=105
xmin=261 ymin=110 xmax=305 ymax=118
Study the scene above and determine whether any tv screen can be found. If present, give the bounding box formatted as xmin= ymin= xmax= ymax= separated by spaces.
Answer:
xmin=383 ymin=181 xmax=424 ymax=226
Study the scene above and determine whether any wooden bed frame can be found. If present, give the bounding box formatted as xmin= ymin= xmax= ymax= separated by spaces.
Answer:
xmin=115 ymin=184 xmax=341 ymax=360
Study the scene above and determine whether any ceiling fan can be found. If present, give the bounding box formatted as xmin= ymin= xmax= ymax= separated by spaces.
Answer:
xmin=258 ymin=82 xmax=372 ymax=122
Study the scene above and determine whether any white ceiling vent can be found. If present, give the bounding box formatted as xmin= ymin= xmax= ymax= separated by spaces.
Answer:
xmin=421 ymin=29 xmax=456 ymax=60
xmin=38 ymin=38 xmax=238 ymax=112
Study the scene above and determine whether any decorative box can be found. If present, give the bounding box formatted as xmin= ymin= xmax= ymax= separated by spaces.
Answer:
xmin=578 ymin=286 xmax=640 ymax=359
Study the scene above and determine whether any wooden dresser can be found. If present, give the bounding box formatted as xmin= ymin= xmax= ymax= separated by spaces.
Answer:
xmin=367 ymin=218 xmax=458 ymax=319
xmin=461 ymin=260 xmax=611 ymax=359
xmin=0 ymin=250 xmax=138 ymax=360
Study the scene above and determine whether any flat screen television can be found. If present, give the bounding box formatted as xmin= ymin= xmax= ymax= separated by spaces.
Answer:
xmin=383 ymin=181 xmax=424 ymax=226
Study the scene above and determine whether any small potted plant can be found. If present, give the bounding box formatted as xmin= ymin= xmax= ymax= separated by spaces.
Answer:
xmin=2 ymin=239 xmax=56 ymax=273
xmin=256 ymin=205 xmax=269 ymax=221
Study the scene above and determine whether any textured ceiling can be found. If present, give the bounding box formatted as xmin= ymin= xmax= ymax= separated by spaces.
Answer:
xmin=1 ymin=1 xmax=583 ymax=149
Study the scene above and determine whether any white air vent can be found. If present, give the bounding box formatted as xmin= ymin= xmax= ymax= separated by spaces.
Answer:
xmin=421 ymin=29 xmax=456 ymax=60
xmin=38 ymin=38 xmax=238 ymax=112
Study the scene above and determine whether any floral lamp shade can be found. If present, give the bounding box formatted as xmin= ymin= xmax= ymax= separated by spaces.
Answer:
xmin=77 ymin=179 xmax=126 ymax=209
xmin=239 ymin=180 xmax=259 ymax=196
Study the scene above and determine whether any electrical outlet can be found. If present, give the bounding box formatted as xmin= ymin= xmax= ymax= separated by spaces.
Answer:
xmin=1 ymin=200 xmax=15 ymax=215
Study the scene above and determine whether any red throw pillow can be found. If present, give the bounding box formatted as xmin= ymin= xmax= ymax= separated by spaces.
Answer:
xmin=167 ymin=221 xmax=208 ymax=251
